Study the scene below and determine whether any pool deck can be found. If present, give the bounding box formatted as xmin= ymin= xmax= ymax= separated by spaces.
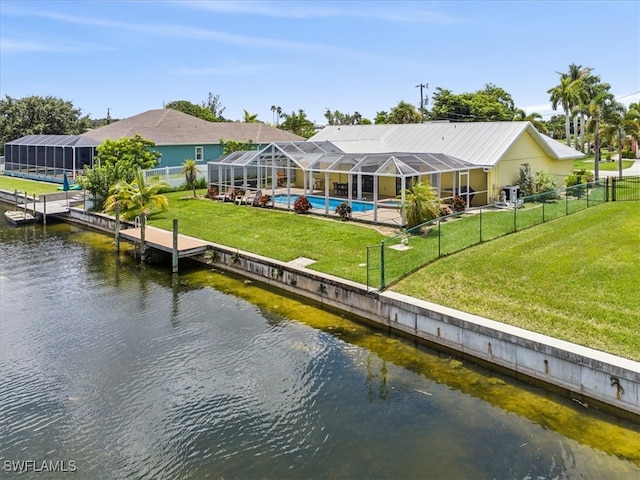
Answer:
xmin=270 ymin=188 xmax=404 ymax=227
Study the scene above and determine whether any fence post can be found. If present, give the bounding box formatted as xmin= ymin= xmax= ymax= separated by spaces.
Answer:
xmin=565 ymin=191 xmax=569 ymax=215
xmin=586 ymin=183 xmax=589 ymax=208
xmin=380 ymin=242 xmax=385 ymax=290
xmin=612 ymin=177 xmax=616 ymax=202
xmin=437 ymin=218 xmax=441 ymax=257
xmin=513 ymin=203 xmax=517 ymax=232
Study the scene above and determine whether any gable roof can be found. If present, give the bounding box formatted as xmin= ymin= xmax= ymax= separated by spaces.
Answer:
xmin=81 ymin=109 xmax=304 ymax=145
xmin=310 ymin=122 xmax=584 ymax=167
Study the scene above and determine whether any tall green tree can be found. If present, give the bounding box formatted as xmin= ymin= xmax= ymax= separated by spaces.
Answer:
xmin=165 ymin=100 xmax=217 ymax=122
xmin=388 ymin=101 xmax=422 ymax=124
xmin=220 ymin=139 xmax=255 ymax=155
xmin=80 ymin=135 xmax=161 ymax=200
xmin=279 ymin=109 xmax=316 ymax=138
xmin=202 ymin=92 xmax=226 ymax=121
xmin=430 ymin=84 xmax=516 ymax=122
xmin=586 ymin=91 xmax=617 ymax=180
xmin=103 ymin=167 xmax=169 ymax=220
xmin=324 ymin=109 xmax=366 ymax=125
xmin=548 ymin=74 xmax=579 ymax=146
xmin=182 ymin=159 xmax=199 ymax=197
xmin=0 ymin=95 xmax=90 ymax=154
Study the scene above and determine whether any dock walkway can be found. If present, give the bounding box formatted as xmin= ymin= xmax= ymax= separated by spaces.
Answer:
xmin=119 ymin=225 xmax=209 ymax=258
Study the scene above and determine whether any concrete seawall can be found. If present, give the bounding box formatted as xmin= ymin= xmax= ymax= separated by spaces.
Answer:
xmin=4 ymin=202 xmax=639 ymax=418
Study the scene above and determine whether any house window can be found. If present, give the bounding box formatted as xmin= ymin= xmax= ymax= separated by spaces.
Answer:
xmin=195 ymin=146 xmax=204 ymax=162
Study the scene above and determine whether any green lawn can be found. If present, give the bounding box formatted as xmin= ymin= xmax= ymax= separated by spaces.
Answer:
xmin=391 ymin=201 xmax=640 ymax=361
xmin=0 ymin=174 xmax=60 ymax=196
xmin=574 ymin=156 xmax=635 ymax=172
xmin=150 ymin=190 xmax=386 ymax=283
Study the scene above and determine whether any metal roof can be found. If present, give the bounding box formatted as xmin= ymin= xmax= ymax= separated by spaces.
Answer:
xmin=310 ymin=122 xmax=585 ymax=166
xmin=213 ymin=143 xmax=477 ymax=177
xmin=5 ymin=134 xmax=100 ymax=147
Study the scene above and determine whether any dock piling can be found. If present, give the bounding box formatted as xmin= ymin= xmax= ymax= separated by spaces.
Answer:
xmin=172 ymin=219 xmax=179 ymax=274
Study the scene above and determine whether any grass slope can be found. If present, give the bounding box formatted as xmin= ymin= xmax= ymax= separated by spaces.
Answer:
xmin=392 ymin=201 xmax=640 ymax=361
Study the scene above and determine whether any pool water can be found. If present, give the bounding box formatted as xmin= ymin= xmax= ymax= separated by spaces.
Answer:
xmin=273 ymin=194 xmax=373 ymax=212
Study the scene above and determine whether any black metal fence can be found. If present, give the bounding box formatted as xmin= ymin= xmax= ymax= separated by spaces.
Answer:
xmin=607 ymin=176 xmax=640 ymax=202
xmin=367 ymin=178 xmax=638 ymax=291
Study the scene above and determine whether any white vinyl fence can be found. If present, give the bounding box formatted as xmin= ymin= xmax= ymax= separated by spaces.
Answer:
xmin=144 ymin=165 xmax=206 ymax=188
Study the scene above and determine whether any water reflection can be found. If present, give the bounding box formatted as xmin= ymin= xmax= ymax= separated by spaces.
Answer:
xmin=0 ymin=210 xmax=638 ymax=479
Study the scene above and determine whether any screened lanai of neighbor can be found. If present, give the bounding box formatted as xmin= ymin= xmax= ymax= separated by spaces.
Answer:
xmin=3 ymin=135 xmax=99 ymax=182
xmin=208 ymin=141 xmax=486 ymax=226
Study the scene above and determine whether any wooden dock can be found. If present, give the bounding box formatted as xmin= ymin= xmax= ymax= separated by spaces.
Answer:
xmin=119 ymin=225 xmax=209 ymax=258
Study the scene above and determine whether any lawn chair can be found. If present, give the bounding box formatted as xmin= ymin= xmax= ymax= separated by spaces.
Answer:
xmin=215 ymin=187 xmax=235 ymax=202
xmin=251 ymin=190 xmax=263 ymax=207
xmin=234 ymin=191 xmax=251 ymax=205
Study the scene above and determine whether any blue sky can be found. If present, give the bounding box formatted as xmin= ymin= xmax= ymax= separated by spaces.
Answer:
xmin=1 ymin=0 xmax=639 ymax=125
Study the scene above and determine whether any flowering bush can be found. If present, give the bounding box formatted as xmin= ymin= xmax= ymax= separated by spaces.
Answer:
xmin=335 ymin=202 xmax=352 ymax=221
xmin=293 ymin=195 xmax=312 ymax=213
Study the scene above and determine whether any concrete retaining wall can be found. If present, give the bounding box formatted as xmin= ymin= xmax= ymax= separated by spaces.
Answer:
xmin=4 ymin=204 xmax=639 ymax=418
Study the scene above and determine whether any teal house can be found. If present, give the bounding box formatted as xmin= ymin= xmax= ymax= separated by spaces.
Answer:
xmin=82 ymin=109 xmax=304 ymax=168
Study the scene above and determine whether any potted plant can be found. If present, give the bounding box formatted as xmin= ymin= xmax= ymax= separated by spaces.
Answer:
xmin=257 ymin=194 xmax=272 ymax=208
xmin=293 ymin=195 xmax=312 ymax=213
xmin=335 ymin=202 xmax=352 ymax=221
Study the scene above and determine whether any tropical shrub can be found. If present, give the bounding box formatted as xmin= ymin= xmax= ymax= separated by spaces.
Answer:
xmin=335 ymin=202 xmax=352 ymax=221
xmin=451 ymin=195 xmax=466 ymax=213
xmin=533 ymin=171 xmax=558 ymax=200
xmin=397 ymin=181 xmax=440 ymax=228
xmin=439 ymin=205 xmax=453 ymax=217
xmin=293 ymin=195 xmax=312 ymax=213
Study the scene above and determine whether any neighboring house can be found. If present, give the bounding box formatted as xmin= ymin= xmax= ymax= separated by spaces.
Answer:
xmin=2 ymin=109 xmax=303 ymax=182
xmin=82 ymin=109 xmax=304 ymax=168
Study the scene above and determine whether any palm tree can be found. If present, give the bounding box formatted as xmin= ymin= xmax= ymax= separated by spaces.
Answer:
xmin=181 ymin=159 xmax=199 ymax=197
xmin=513 ymin=109 xmax=545 ymax=132
xmin=103 ymin=167 xmax=169 ymax=220
xmin=548 ymin=75 xmax=578 ymax=147
xmin=397 ymin=180 xmax=440 ymax=229
xmin=243 ymin=109 xmax=259 ymax=123
xmin=586 ymin=91 xmax=616 ymax=180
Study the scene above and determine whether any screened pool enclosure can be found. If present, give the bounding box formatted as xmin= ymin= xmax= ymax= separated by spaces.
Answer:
xmin=3 ymin=134 xmax=99 ymax=182
xmin=208 ymin=141 xmax=487 ymax=226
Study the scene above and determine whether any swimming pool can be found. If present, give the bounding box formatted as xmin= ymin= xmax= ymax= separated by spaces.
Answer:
xmin=272 ymin=194 xmax=373 ymax=213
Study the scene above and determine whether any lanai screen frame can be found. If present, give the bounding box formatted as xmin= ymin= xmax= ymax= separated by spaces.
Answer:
xmin=4 ymin=135 xmax=99 ymax=182
xmin=209 ymin=141 xmax=485 ymax=225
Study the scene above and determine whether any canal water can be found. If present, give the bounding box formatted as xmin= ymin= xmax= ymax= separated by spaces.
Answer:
xmin=1 ymin=209 xmax=639 ymax=479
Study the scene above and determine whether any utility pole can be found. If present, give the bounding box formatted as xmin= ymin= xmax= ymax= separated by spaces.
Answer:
xmin=415 ymin=83 xmax=428 ymax=122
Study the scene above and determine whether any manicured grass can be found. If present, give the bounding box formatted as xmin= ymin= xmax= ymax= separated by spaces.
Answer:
xmin=391 ymin=201 xmax=640 ymax=361
xmin=149 ymin=190 xmax=386 ymax=283
xmin=574 ymin=155 xmax=635 ymax=172
xmin=0 ymin=174 xmax=60 ymax=196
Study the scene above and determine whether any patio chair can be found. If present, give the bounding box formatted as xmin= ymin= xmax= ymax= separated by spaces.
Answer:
xmin=215 ymin=187 xmax=235 ymax=202
xmin=251 ymin=190 xmax=263 ymax=207
xmin=234 ymin=191 xmax=251 ymax=205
